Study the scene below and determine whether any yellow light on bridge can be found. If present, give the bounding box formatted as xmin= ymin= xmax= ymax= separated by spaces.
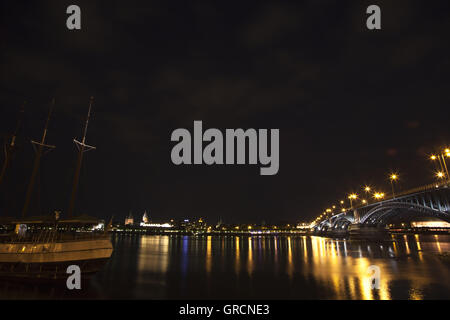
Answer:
xmin=362 ymin=199 xmax=367 ymax=204
xmin=364 ymin=186 xmax=371 ymax=192
xmin=373 ymin=192 xmax=385 ymax=199
xmin=341 ymin=208 xmax=345 ymax=212
xmin=430 ymin=155 xmax=437 ymax=160
xmin=390 ymin=174 xmax=398 ymax=181
xmin=326 ymin=209 xmax=332 ymax=213
xmin=348 ymin=193 xmax=357 ymax=200
xmin=436 ymin=171 xmax=445 ymax=179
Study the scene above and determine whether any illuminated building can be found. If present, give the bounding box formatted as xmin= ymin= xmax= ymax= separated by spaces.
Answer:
xmin=140 ymin=221 xmax=173 ymax=228
xmin=125 ymin=212 xmax=134 ymax=225
xmin=139 ymin=211 xmax=173 ymax=228
xmin=411 ymin=220 xmax=450 ymax=228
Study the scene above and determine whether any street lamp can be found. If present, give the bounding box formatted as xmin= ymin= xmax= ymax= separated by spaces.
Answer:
xmin=389 ymin=174 xmax=398 ymax=199
xmin=436 ymin=171 xmax=445 ymax=179
xmin=374 ymin=192 xmax=385 ymax=200
xmin=348 ymin=193 xmax=357 ymax=208
xmin=430 ymin=150 xmax=450 ymax=182
xmin=363 ymin=186 xmax=371 ymax=204
xmin=430 ymin=154 xmax=443 ymax=172
xmin=441 ymin=149 xmax=450 ymax=181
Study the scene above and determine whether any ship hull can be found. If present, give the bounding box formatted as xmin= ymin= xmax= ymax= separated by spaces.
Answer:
xmin=0 ymin=238 xmax=113 ymax=280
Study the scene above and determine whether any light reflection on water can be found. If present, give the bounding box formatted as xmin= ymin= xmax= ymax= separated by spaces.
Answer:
xmin=117 ymin=233 xmax=450 ymax=299
xmin=0 ymin=234 xmax=449 ymax=299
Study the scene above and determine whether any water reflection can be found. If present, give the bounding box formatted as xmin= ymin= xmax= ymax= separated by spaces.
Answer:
xmin=287 ymin=237 xmax=293 ymax=279
xmin=235 ymin=236 xmax=240 ymax=275
xmin=0 ymin=234 xmax=448 ymax=299
xmin=137 ymin=235 xmax=169 ymax=291
xmin=137 ymin=235 xmax=169 ymax=275
xmin=206 ymin=235 xmax=212 ymax=274
xmin=435 ymin=235 xmax=442 ymax=253
xmin=247 ymin=237 xmax=253 ymax=276
xmin=107 ymin=234 xmax=450 ymax=299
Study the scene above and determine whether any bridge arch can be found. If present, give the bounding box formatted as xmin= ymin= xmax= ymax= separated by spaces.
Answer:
xmin=331 ymin=216 xmax=354 ymax=229
xmin=313 ymin=220 xmax=331 ymax=231
xmin=360 ymin=202 xmax=450 ymax=225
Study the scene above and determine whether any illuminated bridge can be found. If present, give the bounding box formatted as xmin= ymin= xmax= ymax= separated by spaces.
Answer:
xmin=314 ymin=182 xmax=450 ymax=233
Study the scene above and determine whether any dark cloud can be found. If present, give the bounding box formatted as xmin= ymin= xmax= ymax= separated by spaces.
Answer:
xmin=1 ymin=0 xmax=449 ymax=224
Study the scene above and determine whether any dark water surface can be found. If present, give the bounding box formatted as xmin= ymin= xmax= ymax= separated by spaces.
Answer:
xmin=1 ymin=234 xmax=449 ymax=299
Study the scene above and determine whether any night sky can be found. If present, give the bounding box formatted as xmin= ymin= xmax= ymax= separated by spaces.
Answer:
xmin=1 ymin=1 xmax=449 ymax=224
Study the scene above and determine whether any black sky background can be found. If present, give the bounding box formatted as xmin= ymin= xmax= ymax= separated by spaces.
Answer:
xmin=0 ymin=0 xmax=449 ymax=224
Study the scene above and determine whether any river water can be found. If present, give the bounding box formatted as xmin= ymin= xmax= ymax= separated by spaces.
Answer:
xmin=1 ymin=234 xmax=449 ymax=299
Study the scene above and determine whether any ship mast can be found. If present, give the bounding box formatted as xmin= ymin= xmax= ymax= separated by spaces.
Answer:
xmin=22 ymin=99 xmax=56 ymax=217
xmin=67 ymin=97 xmax=96 ymax=218
xmin=0 ymin=103 xmax=24 ymax=188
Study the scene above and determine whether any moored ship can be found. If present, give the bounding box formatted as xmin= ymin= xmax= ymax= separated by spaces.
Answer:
xmin=0 ymin=216 xmax=113 ymax=280
xmin=0 ymin=98 xmax=113 ymax=280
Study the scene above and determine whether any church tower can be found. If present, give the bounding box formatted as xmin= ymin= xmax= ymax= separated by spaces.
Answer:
xmin=142 ymin=211 xmax=149 ymax=223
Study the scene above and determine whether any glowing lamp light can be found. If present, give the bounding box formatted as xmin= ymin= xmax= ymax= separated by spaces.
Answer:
xmin=373 ymin=192 xmax=385 ymax=199
xmin=390 ymin=174 xmax=398 ymax=181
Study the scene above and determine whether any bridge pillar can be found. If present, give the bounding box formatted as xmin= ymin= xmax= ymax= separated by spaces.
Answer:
xmin=353 ymin=209 xmax=360 ymax=224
